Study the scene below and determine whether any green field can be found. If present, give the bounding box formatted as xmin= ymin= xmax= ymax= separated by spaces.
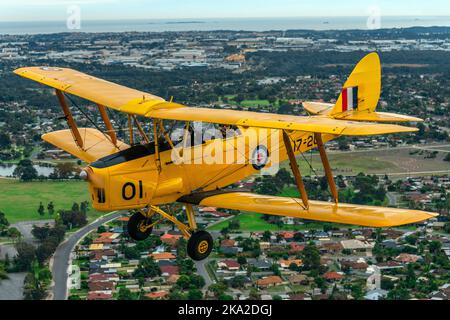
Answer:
xmin=286 ymin=147 xmax=450 ymax=177
xmin=208 ymin=211 xmax=332 ymax=232
xmin=241 ymin=99 xmax=274 ymax=108
xmin=280 ymin=152 xmax=399 ymax=176
xmin=0 ymin=178 xmax=104 ymax=224
xmin=222 ymin=95 xmax=278 ymax=108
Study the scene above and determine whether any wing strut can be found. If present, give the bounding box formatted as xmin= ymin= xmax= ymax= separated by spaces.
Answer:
xmin=282 ymin=131 xmax=309 ymax=209
xmin=314 ymin=133 xmax=339 ymax=204
xmin=55 ymin=89 xmax=84 ymax=150
xmin=97 ymin=104 xmax=117 ymax=146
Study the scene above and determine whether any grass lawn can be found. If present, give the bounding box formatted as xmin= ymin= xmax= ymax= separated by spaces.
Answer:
xmin=208 ymin=211 xmax=331 ymax=232
xmin=280 ymin=153 xmax=399 ymax=176
xmin=241 ymin=99 xmax=273 ymax=108
xmin=208 ymin=185 xmax=358 ymax=232
xmin=0 ymin=178 xmax=105 ymax=224
xmin=221 ymin=96 xmax=278 ymax=109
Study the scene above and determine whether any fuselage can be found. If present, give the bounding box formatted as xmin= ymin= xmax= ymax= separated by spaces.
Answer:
xmin=85 ymin=126 xmax=336 ymax=212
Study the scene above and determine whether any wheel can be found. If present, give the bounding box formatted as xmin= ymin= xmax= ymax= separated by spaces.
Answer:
xmin=127 ymin=212 xmax=153 ymax=241
xmin=187 ymin=230 xmax=213 ymax=261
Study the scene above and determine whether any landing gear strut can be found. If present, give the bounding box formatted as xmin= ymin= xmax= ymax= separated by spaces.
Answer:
xmin=126 ymin=205 xmax=213 ymax=261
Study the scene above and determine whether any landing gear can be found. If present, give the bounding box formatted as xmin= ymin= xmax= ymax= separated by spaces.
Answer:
xmin=187 ymin=230 xmax=213 ymax=261
xmin=127 ymin=211 xmax=154 ymax=241
xmin=126 ymin=205 xmax=213 ymax=261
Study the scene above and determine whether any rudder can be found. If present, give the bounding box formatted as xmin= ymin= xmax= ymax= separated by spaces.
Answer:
xmin=330 ymin=52 xmax=381 ymax=116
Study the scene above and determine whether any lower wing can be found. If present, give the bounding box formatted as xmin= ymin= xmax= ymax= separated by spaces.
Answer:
xmin=179 ymin=191 xmax=437 ymax=228
xmin=43 ymin=128 xmax=129 ymax=163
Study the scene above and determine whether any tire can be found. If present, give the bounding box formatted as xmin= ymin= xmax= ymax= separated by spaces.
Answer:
xmin=187 ymin=230 xmax=213 ymax=261
xmin=127 ymin=212 xmax=153 ymax=241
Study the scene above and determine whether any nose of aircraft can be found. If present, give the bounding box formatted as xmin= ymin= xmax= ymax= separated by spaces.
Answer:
xmin=82 ymin=166 xmax=110 ymax=208
xmin=81 ymin=166 xmax=107 ymax=187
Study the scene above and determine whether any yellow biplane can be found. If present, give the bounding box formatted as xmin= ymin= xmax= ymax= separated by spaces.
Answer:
xmin=14 ymin=52 xmax=437 ymax=261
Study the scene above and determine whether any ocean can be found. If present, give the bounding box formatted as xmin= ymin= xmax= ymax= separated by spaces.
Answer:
xmin=0 ymin=16 xmax=450 ymax=35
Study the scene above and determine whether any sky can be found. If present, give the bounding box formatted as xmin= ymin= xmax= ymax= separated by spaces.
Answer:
xmin=0 ymin=0 xmax=449 ymax=22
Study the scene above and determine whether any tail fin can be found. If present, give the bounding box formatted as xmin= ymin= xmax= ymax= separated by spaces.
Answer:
xmin=304 ymin=52 xmax=423 ymax=123
xmin=331 ymin=52 xmax=381 ymax=116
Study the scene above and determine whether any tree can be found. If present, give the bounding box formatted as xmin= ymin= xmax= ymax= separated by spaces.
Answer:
xmin=176 ymin=237 xmax=187 ymax=259
xmin=249 ymin=288 xmax=260 ymax=300
xmin=208 ymin=282 xmax=228 ymax=298
xmin=387 ymin=282 xmax=411 ymax=300
xmin=0 ymin=211 xmax=9 ymax=228
xmin=32 ymin=225 xmax=52 ymax=241
xmin=80 ymin=201 xmax=88 ymax=214
xmin=237 ymin=256 xmax=247 ymax=265
xmin=178 ymin=259 xmax=195 ymax=275
xmin=117 ymin=287 xmax=136 ymax=300
xmin=228 ymin=219 xmax=240 ymax=230
xmin=234 ymin=93 xmax=245 ymax=105
xmin=59 ymin=209 xmax=87 ymax=229
xmin=38 ymin=202 xmax=45 ymax=216
xmin=71 ymin=202 xmax=80 ymax=212
xmin=444 ymin=222 xmax=450 ymax=234
xmin=23 ymin=262 xmax=48 ymax=300
xmin=133 ymin=257 xmax=161 ymax=278
xmin=262 ymin=231 xmax=272 ymax=241
xmin=338 ymin=139 xmax=350 ymax=151
xmin=0 ymin=132 xmax=11 ymax=148
xmin=350 ymin=282 xmax=364 ymax=300
xmin=176 ymin=275 xmax=191 ymax=290
xmin=49 ymin=224 xmax=66 ymax=243
xmin=301 ymin=242 xmax=321 ymax=272
xmin=14 ymin=242 xmax=36 ymax=271
xmin=7 ymin=227 xmax=21 ymax=240
xmin=36 ymin=240 xmax=58 ymax=264
xmin=13 ymin=159 xmax=38 ymax=181
xmin=123 ymin=246 xmax=140 ymax=260
xmin=53 ymin=162 xmax=77 ymax=179
xmin=271 ymin=263 xmax=281 ymax=276
xmin=229 ymin=275 xmax=246 ymax=289
xmin=405 ymin=264 xmax=417 ymax=289
xmin=429 ymin=240 xmax=442 ymax=254
xmin=190 ymin=274 xmax=206 ymax=289
xmin=47 ymin=202 xmax=54 ymax=216
xmin=188 ymin=289 xmax=203 ymax=300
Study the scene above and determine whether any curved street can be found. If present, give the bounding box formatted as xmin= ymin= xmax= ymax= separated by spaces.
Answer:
xmin=51 ymin=211 xmax=123 ymax=300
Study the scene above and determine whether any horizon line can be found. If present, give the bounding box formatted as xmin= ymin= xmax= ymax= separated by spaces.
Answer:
xmin=2 ymin=14 xmax=450 ymax=23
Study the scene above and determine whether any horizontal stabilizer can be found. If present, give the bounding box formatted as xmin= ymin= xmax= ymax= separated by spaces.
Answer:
xmin=332 ymin=111 xmax=423 ymax=123
xmin=42 ymin=128 xmax=129 ymax=163
xmin=180 ymin=191 xmax=437 ymax=228
xmin=303 ymin=101 xmax=334 ymax=115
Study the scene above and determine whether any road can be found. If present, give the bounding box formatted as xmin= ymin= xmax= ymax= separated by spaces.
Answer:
xmin=51 ymin=211 xmax=122 ymax=300
xmin=374 ymin=170 xmax=450 ymax=177
xmin=386 ymin=192 xmax=398 ymax=206
xmin=195 ymin=259 xmax=214 ymax=289
xmin=324 ymin=143 xmax=450 ymax=155
xmin=12 ymin=220 xmax=54 ymax=243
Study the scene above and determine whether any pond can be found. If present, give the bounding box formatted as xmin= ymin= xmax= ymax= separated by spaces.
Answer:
xmin=0 ymin=164 xmax=54 ymax=177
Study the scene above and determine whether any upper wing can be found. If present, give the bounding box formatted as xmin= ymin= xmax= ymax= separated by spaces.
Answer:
xmin=179 ymin=191 xmax=437 ymax=228
xmin=14 ymin=67 xmax=165 ymax=113
xmin=148 ymin=106 xmax=418 ymax=136
xmin=43 ymin=128 xmax=129 ymax=163
xmin=15 ymin=66 xmax=418 ymax=136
